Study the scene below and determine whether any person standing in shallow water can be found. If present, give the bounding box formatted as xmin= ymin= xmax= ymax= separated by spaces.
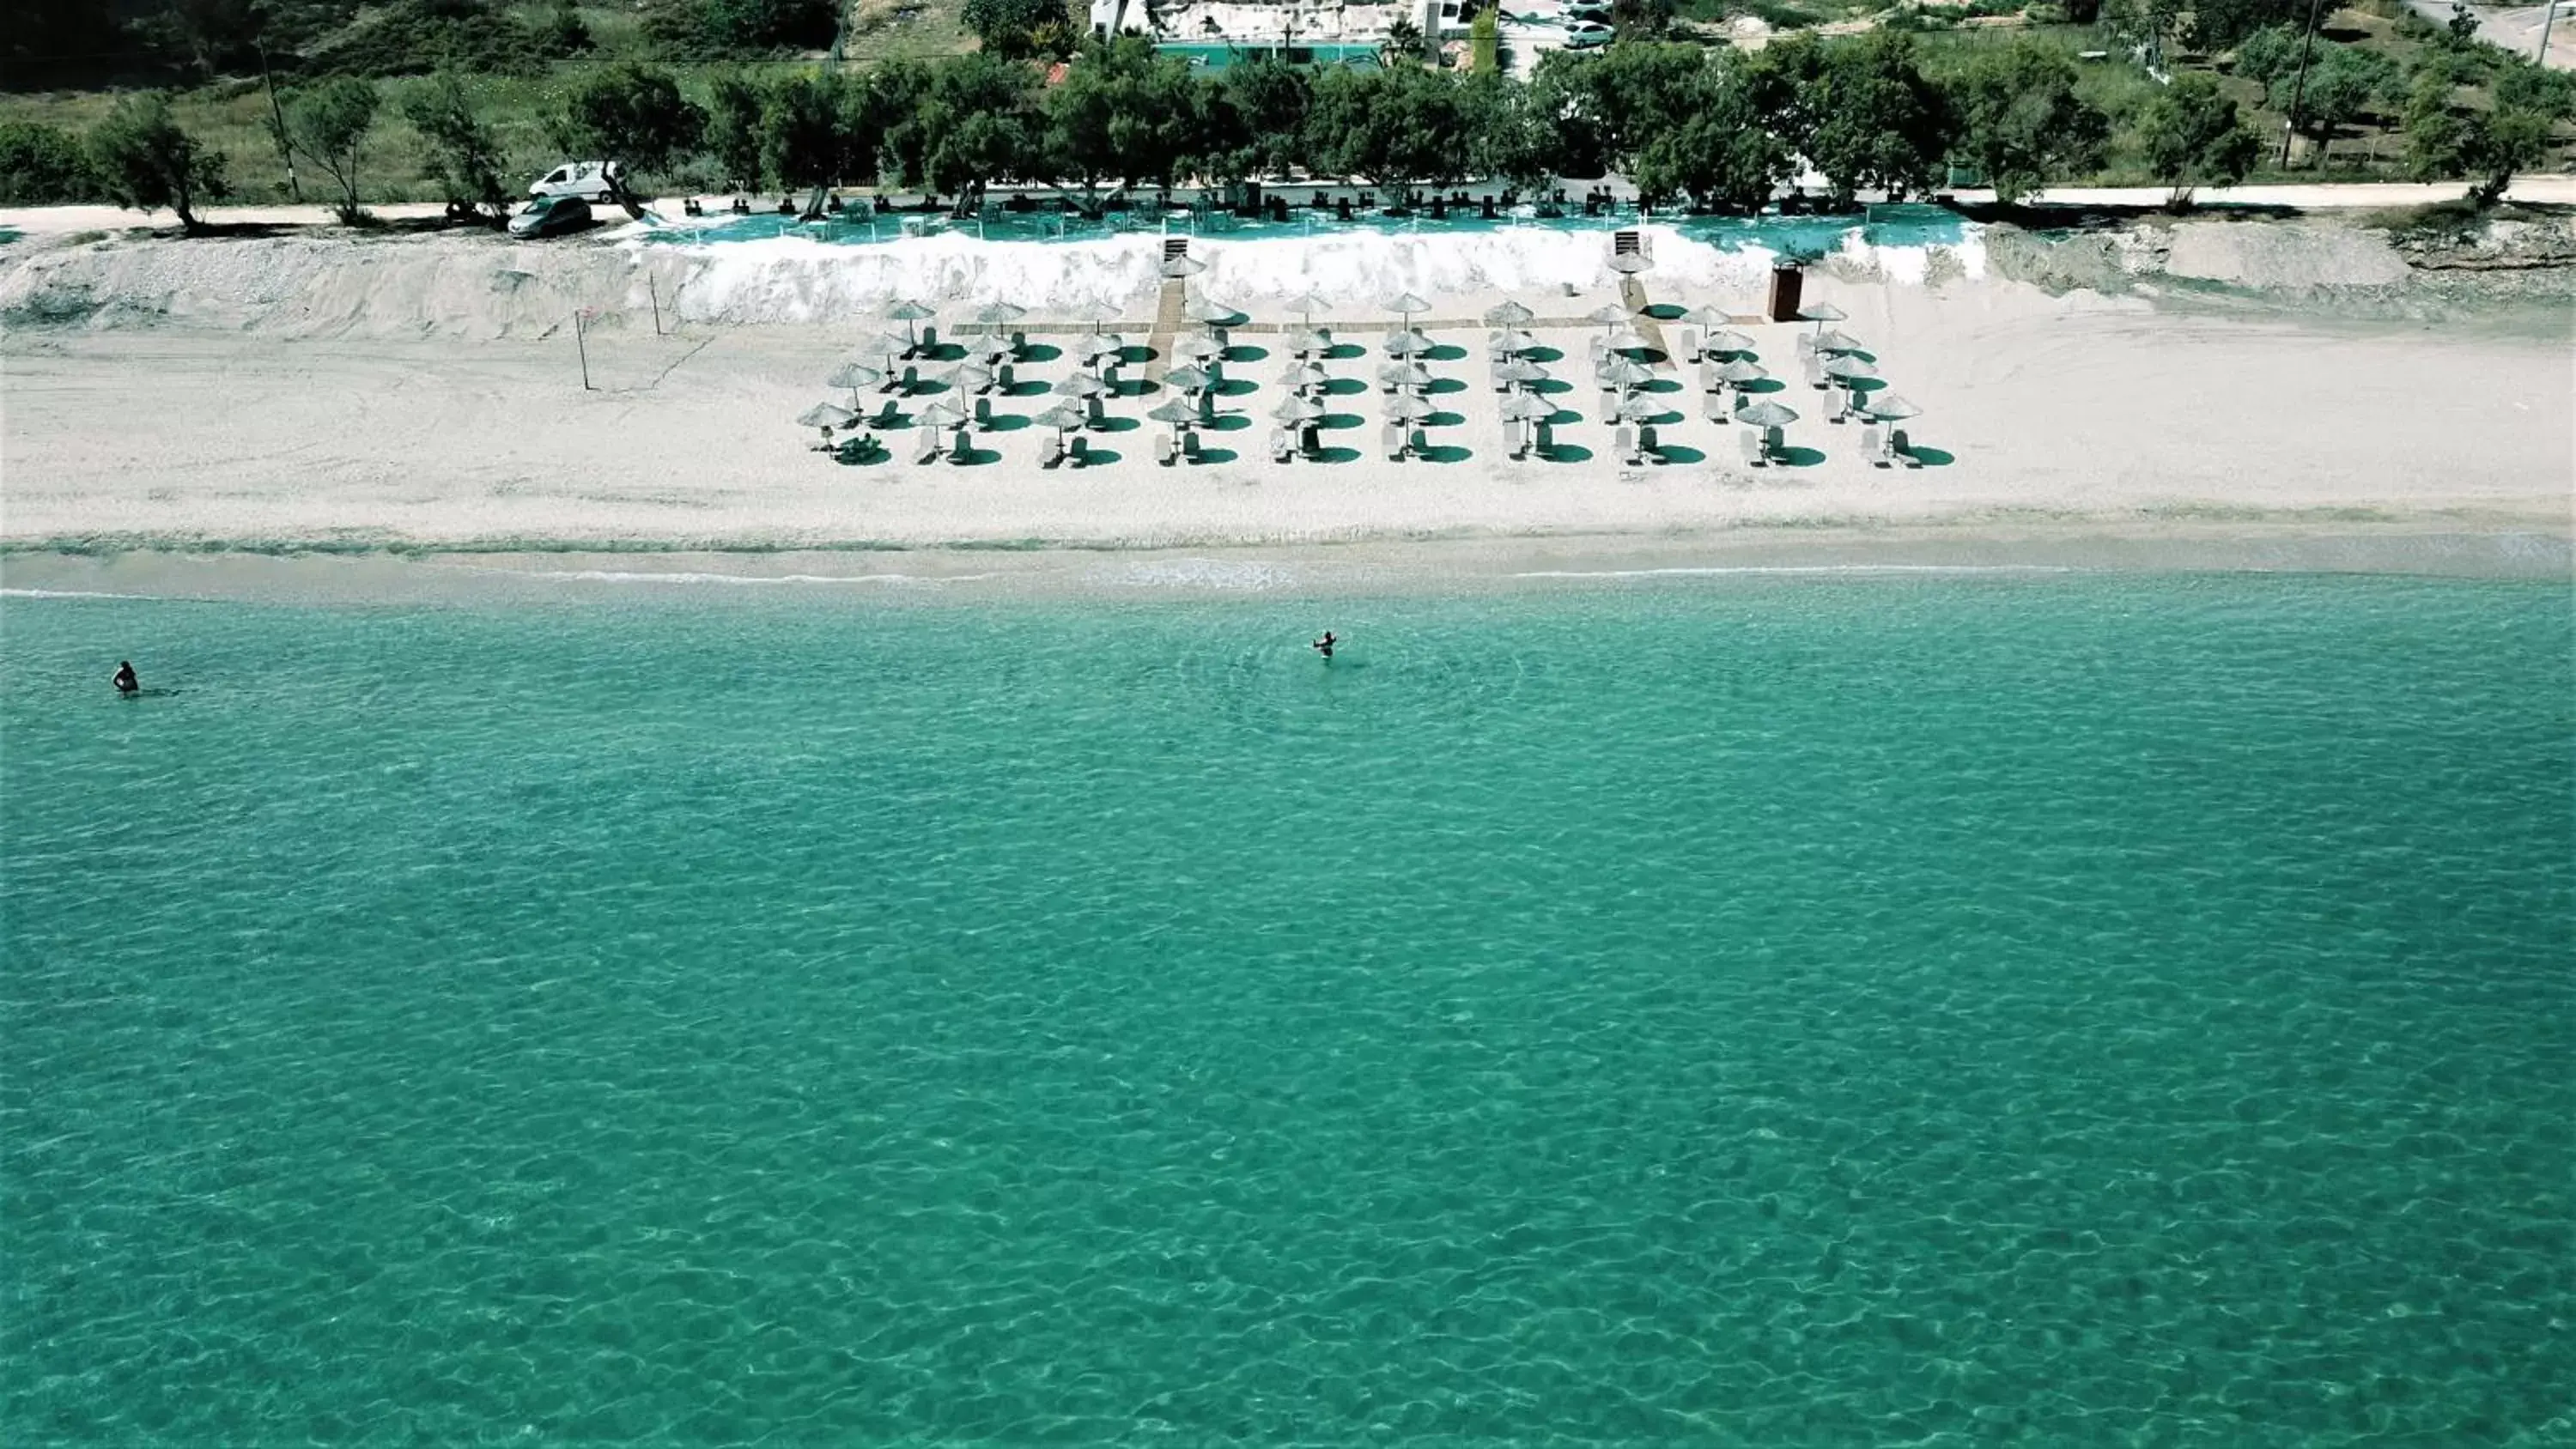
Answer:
xmin=112 ymin=661 xmax=138 ymax=694
xmin=1311 ymin=632 xmax=1337 ymax=660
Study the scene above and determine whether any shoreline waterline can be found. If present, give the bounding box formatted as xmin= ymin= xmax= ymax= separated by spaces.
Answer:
xmin=3 ymin=524 xmax=2566 ymax=606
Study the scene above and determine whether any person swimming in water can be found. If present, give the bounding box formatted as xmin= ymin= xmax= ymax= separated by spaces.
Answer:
xmin=1311 ymin=631 xmax=1337 ymax=659
xmin=113 ymin=660 xmax=138 ymax=694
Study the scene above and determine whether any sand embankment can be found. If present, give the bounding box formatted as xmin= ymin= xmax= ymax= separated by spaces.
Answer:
xmin=1 ymin=209 xmax=2568 ymax=558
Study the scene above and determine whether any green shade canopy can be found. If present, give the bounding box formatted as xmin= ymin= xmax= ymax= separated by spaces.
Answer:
xmin=797 ymin=403 xmax=856 ymax=429
xmin=1704 ymin=328 xmax=1754 ymax=354
xmin=1270 ymin=394 xmax=1326 ymax=421
xmin=1387 ymin=392 xmax=1433 ymax=420
xmin=1386 ymin=292 xmax=1433 ymax=314
xmin=1382 ymin=331 xmax=1432 ymax=357
xmin=1801 ymin=301 xmax=1848 ymax=324
xmin=1054 ymin=373 xmax=1108 ymax=397
xmin=1498 ymin=391 xmax=1550 ymax=421
xmin=1176 ymin=335 xmax=1225 ymax=362
xmin=1035 ymin=401 xmax=1088 ymax=429
xmin=1496 ymin=358 xmax=1550 ymax=385
xmin=1165 ymin=364 xmax=1214 ymax=391
xmin=1483 ymin=300 xmax=1535 ymax=326
xmin=1823 ymin=355 xmax=1879 ymax=381
xmin=884 ymin=300 xmax=936 ymax=321
xmin=1738 ymin=399 xmax=1799 ymax=427
xmin=1862 ymin=393 xmax=1922 ymax=421
xmin=915 ymin=398 xmax=968 ymax=427
xmin=826 ymin=362 xmax=882 ymax=391
xmin=1376 ymin=360 xmax=1433 ymax=386
xmin=966 ymin=300 xmax=1026 ymax=325
xmin=1146 ymin=397 xmax=1201 ymax=425
xmin=1814 ymin=330 xmax=1865 ymax=354
xmin=1185 ymin=296 xmax=1243 ymax=324
xmin=1715 ymin=359 xmax=1768 ymax=385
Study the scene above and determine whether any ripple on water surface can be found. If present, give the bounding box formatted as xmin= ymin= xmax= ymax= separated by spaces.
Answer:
xmin=1 ymin=575 xmax=2569 ymax=1446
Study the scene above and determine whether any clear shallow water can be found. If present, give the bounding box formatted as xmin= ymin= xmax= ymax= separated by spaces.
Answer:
xmin=3 ymin=574 xmax=2569 ymax=1446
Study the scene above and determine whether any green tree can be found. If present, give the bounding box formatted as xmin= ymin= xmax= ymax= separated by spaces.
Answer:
xmin=1213 ymin=57 xmax=1313 ymax=179
xmin=1952 ymin=39 xmax=2108 ymax=203
xmin=1037 ymin=38 xmax=1208 ymax=213
xmin=762 ymin=69 xmax=874 ymax=192
xmin=879 ymin=54 xmax=1040 ymax=214
xmin=1543 ymin=42 xmax=1716 ymax=185
xmin=705 ymin=71 xmax=769 ymax=192
xmin=2229 ymin=26 xmax=2304 ymax=88
xmin=961 ymin=0 xmax=1072 ymax=60
xmin=279 ymin=76 xmax=380 ymax=222
xmin=402 ymin=71 xmax=508 ymax=221
xmin=1305 ymin=63 xmax=1471 ymax=194
xmin=1384 ymin=15 xmax=1425 ymax=64
xmin=1470 ymin=6 xmax=1500 ymax=75
xmin=1461 ymin=70 xmax=1555 ymax=195
xmin=1795 ymin=31 xmax=1954 ymax=207
xmin=2188 ymin=0 xmax=2312 ymax=49
xmin=1633 ymin=71 xmax=1790 ymax=214
xmin=2133 ymin=71 xmax=2257 ymax=207
xmin=88 ymin=93 xmax=229 ymax=233
xmin=2414 ymin=62 xmax=2575 ymax=206
xmin=554 ymin=62 xmax=708 ymax=180
xmin=2274 ymin=44 xmax=2403 ymax=145
xmin=0 ymin=122 xmax=101 ymax=204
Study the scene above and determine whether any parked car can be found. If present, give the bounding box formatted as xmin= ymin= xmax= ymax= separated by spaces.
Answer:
xmin=1564 ymin=19 xmax=1613 ymax=45
xmin=527 ymin=160 xmax=623 ymax=202
xmin=508 ymin=194 xmax=593 ymax=239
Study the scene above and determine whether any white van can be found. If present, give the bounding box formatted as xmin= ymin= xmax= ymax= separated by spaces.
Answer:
xmin=528 ymin=161 xmax=623 ymax=202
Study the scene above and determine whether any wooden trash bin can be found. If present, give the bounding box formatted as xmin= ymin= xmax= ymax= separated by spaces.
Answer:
xmin=1766 ymin=265 xmax=1803 ymax=323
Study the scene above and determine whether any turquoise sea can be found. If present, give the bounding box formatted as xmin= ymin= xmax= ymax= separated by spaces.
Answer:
xmin=3 ymin=573 xmax=2569 ymax=1446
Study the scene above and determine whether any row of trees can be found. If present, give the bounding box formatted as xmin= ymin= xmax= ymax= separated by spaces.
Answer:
xmin=543 ymin=34 xmax=2264 ymax=215
xmin=15 ymin=28 xmax=2568 ymax=228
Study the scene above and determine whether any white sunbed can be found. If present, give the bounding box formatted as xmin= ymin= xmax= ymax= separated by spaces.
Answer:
xmin=1039 ymin=430 xmax=1064 ymax=469
xmin=1740 ymin=427 xmax=1767 ymax=469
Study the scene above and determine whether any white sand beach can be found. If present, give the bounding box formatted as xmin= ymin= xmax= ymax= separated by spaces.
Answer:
xmin=2 ymin=210 xmax=2569 ymax=561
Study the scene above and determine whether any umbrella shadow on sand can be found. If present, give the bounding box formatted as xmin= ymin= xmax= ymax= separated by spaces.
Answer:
xmin=1323 ymin=379 xmax=1368 ymax=397
xmin=1094 ymin=416 xmax=1141 ymax=433
xmin=1774 ymin=446 xmax=1828 ymax=468
xmin=1074 ymin=448 xmax=1125 ymax=467
xmin=1523 ymin=346 xmax=1564 ymax=363
xmin=1426 ymin=378 xmax=1468 ymax=395
xmin=1216 ymin=379 xmax=1260 ymax=397
xmin=1639 ymin=303 xmax=1687 ymax=320
xmin=922 ymin=343 xmax=967 ymax=362
xmin=1425 ymin=410 xmax=1467 ymax=427
xmin=1224 ymin=344 xmax=1270 ymax=363
xmin=1532 ymin=379 xmax=1572 ymax=396
xmin=1424 ymin=343 xmax=1467 ymax=362
xmin=1310 ymin=446 xmax=1364 ymax=464
xmin=1005 ymin=379 xmax=1052 ymax=398
xmin=1193 ymin=447 xmax=1242 ymax=465
xmin=1741 ymin=378 xmax=1789 ymax=396
xmin=1418 ymin=444 xmax=1472 ymax=464
xmin=951 ymin=446 xmax=1005 ymax=466
xmin=1206 ymin=415 xmax=1254 ymax=432
xmin=1539 ymin=442 xmax=1594 ymax=463
xmin=1320 ymin=412 xmax=1366 ymax=430
xmin=1019 ymin=343 xmax=1064 ymax=363
xmin=1545 ymin=408 xmax=1583 ymax=427
xmin=1905 ymin=446 xmax=1956 ymax=466
xmin=1323 ymin=343 xmax=1365 ymax=361
xmin=1653 ymin=445 xmax=1707 ymax=465
xmin=981 ymin=413 xmax=1031 ymax=432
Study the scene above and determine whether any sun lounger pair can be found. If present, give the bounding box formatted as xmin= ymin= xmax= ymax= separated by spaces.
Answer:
xmin=1890 ymin=427 xmax=1922 ymax=469
xmin=1157 ymin=431 xmax=1179 ymax=466
xmin=1702 ymin=391 xmax=1728 ymax=424
xmin=1384 ymin=421 xmax=1407 ymax=461
xmin=1271 ymin=427 xmax=1294 ymax=463
xmin=1677 ymin=326 xmax=1701 ymax=365
xmin=947 ymin=427 xmax=973 ymax=464
xmin=1699 ymin=362 xmax=1722 ymax=394
xmin=1599 ymin=390 xmax=1619 ymax=424
xmin=913 ymin=427 xmax=940 ymax=464
xmin=1803 ymin=355 xmax=1827 ymax=391
xmin=878 ymin=365 xmax=916 ymax=395
xmin=1740 ymin=428 xmax=1767 ymax=469
xmin=1616 ymin=423 xmax=1662 ymax=467
xmin=1040 ymin=431 xmax=1065 ymax=468
xmin=1506 ymin=416 xmax=1530 ymax=459
xmin=866 ymin=397 xmax=902 ymax=429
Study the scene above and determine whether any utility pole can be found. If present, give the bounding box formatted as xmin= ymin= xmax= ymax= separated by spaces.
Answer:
xmin=258 ymin=40 xmax=300 ymax=203
xmin=2542 ymin=0 xmax=2561 ymax=65
xmin=2278 ymin=0 xmax=2328 ymax=169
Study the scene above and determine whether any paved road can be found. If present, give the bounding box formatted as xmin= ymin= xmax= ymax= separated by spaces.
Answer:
xmin=2397 ymin=0 xmax=2575 ymax=70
